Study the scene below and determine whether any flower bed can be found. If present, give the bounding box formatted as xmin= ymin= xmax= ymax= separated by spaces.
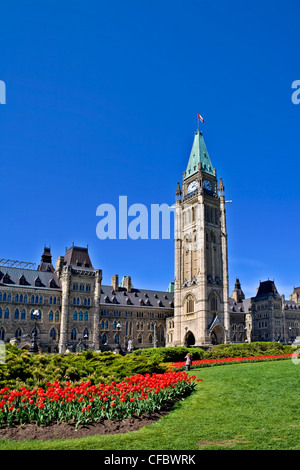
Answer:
xmin=170 ymin=354 xmax=293 ymax=370
xmin=0 ymin=371 xmax=200 ymax=429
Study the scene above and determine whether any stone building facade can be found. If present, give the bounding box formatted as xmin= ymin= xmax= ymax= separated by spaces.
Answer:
xmin=228 ymin=279 xmax=300 ymax=344
xmin=0 ymin=246 xmax=173 ymax=353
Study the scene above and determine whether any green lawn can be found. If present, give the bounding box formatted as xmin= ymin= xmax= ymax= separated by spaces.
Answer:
xmin=0 ymin=359 xmax=299 ymax=450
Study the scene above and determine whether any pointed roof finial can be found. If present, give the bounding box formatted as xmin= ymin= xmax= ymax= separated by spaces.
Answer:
xmin=175 ymin=182 xmax=182 ymax=199
xmin=184 ymin=130 xmax=214 ymax=180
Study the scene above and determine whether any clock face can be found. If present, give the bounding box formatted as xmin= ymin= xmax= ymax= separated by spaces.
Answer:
xmin=203 ymin=180 xmax=213 ymax=191
xmin=187 ymin=180 xmax=198 ymax=193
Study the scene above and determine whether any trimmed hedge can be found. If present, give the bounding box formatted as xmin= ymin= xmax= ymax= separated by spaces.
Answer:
xmin=132 ymin=346 xmax=205 ymax=362
xmin=132 ymin=342 xmax=294 ymax=362
xmin=204 ymin=341 xmax=293 ymax=359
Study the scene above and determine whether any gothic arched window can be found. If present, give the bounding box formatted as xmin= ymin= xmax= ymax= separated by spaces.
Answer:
xmin=50 ymin=328 xmax=56 ymax=340
xmin=158 ymin=325 xmax=164 ymax=342
xmin=83 ymin=327 xmax=89 ymax=339
xmin=71 ymin=328 xmax=77 ymax=340
xmin=15 ymin=327 xmax=22 ymax=338
xmin=210 ymin=294 xmax=218 ymax=312
xmin=186 ymin=295 xmax=195 ymax=314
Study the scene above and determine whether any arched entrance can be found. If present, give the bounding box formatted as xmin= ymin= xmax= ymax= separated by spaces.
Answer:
xmin=184 ymin=331 xmax=195 ymax=347
xmin=210 ymin=324 xmax=225 ymax=345
xmin=210 ymin=331 xmax=218 ymax=345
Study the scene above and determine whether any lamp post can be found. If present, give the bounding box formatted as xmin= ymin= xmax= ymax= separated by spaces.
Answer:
xmin=288 ymin=327 xmax=294 ymax=344
xmin=29 ymin=310 xmax=39 ymax=354
xmin=184 ymin=325 xmax=188 ymax=348
xmin=114 ymin=322 xmax=122 ymax=353
xmin=153 ymin=323 xmax=158 ymax=348
xmin=83 ymin=333 xmax=88 ymax=351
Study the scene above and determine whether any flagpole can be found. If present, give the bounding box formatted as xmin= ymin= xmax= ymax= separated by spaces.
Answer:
xmin=197 ymin=113 xmax=204 ymax=133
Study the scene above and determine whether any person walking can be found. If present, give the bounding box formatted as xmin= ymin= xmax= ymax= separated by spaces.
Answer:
xmin=127 ymin=338 xmax=132 ymax=353
xmin=185 ymin=353 xmax=192 ymax=371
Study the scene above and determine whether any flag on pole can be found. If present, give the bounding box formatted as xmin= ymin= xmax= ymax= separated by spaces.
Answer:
xmin=198 ymin=113 xmax=204 ymax=123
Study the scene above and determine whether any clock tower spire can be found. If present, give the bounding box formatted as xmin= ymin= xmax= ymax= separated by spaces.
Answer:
xmin=171 ymin=129 xmax=230 ymax=348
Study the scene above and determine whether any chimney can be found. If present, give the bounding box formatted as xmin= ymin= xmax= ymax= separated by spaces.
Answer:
xmin=124 ymin=276 xmax=132 ymax=293
xmin=111 ymin=274 xmax=119 ymax=291
xmin=55 ymin=256 xmax=65 ymax=275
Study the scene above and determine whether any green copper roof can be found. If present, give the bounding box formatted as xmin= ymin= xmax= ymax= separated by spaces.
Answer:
xmin=167 ymin=281 xmax=174 ymax=293
xmin=119 ymin=276 xmax=134 ymax=289
xmin=184 ymin=131 xmax=214 ymax=179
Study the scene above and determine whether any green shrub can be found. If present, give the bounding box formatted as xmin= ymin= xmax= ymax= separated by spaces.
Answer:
xmin=0 ymin=342 xmax=294 ymax=389
xmin=0 ymin=346 xmax=167 ymax=389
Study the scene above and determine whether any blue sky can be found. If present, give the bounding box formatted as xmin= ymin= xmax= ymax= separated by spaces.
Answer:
xmin=1 ymin=0 xmax=300 ymax=299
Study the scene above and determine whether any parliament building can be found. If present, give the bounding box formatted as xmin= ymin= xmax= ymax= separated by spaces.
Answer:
xmin=1 ymin=130 xmax=299 ymax=352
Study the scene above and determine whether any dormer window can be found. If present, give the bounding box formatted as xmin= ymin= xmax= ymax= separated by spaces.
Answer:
xmin=35 ymin=277 xmax=42 ymax=287
xmin=3 ymin=274 xmax=10 ymax=284
xmin=49 ymin=279 xmax=57 ymax=288
xmin=19 ymin=275 xmax=27 ymax=286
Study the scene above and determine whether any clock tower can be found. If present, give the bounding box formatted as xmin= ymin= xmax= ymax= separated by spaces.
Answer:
xmin=171 ymin=129 xmax=230 ymax=347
